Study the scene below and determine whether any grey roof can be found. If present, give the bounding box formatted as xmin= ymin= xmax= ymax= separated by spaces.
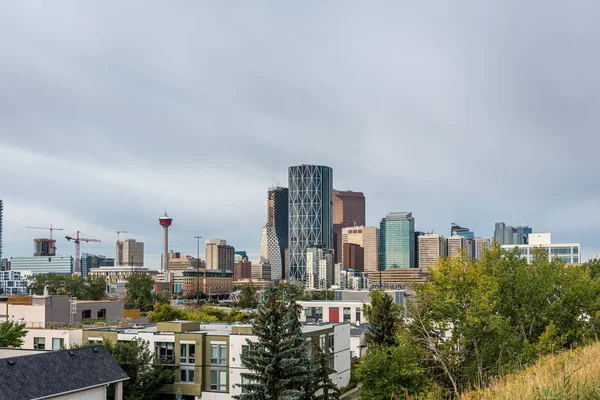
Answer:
xmin=350 ymin=323 xmax=370 ymax=336
xmin=0 ymin=346 xmax=128 ymax=400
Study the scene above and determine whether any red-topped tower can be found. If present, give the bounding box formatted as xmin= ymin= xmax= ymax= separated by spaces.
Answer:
xmin=159 ymin=212 xmax=173 ymax=281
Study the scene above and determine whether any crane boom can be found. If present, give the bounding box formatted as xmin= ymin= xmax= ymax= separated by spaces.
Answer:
xmin=26 ymin=225 xmax=64 ymax=256
xmin=65 ymin=231 xmax=101 ymax=275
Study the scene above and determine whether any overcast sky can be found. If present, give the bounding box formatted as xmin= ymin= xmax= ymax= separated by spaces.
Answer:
xmin=1 ymin=1 xmax=599 ymax=268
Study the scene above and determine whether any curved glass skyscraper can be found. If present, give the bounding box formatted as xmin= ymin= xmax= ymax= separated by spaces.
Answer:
xmin=288 ymin=165 xmax=333 ymax=281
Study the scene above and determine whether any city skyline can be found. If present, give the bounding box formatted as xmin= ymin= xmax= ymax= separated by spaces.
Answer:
xmin=2 ymin=3 xmax=600 ymax=266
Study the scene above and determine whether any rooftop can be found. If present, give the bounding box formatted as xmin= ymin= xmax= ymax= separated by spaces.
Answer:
xmin=0 ymin=346 xmax=127 ymax=400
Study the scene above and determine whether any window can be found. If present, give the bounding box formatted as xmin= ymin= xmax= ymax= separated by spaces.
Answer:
xmin=210 ymin=344 xmax=227 ymax=365
xmin=329 ymin=352 xmax=335 ymax=370
xmin=81 ymin=309 xmax=91 ymax=319
xmin=241 ymin=345 xmax=249 ymax=357
xmin=343 ymin=307 xmax=351 ymax=323
xmin=52 ymin=338 xmax=64 ymax=350
xmin=356 ymin=307 xmax=361 ymax=324
xmin=329 ymin=334 xmax=335 ymax=352
xmin=97 ymin=309 xmax=106 ymax=319
xmin=34 ymin=337 xmax=45 ymax=350
xmin=156 ymin=342 xmax=175 ymax=363
xmin=180 ymin=343 xmax=196 ymax=364
xmin=210 ymin=368 xmax=227 ymax=392
xmin=180 ymin=367 xmax=195 ymax=383
xmin=320 ymin=335 xmax=326 ymax=351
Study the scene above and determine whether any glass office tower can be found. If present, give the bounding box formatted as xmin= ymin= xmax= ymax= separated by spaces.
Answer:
xmin=288 ymin=165 xmax=333 ymax=281
xmin=379 ymin=212 xmax=415 ymax=269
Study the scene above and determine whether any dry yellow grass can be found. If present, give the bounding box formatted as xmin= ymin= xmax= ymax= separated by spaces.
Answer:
xmin=462 ymin=342 xmax=600 ymax=400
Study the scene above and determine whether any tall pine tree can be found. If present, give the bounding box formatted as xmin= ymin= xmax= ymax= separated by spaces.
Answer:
xmin=310 ymin=343 xmax=341 ymax=400
xmin=235 ymin=285 xmax=313 ymax=399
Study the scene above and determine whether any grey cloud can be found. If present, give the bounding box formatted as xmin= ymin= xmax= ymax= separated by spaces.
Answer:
xmin=1 ymin=1 xmax=600 ymax=264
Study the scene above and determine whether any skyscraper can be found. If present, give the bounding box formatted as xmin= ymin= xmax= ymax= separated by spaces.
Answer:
xmin=205 ymin=238 xmax=234 ymax=272
xmin=494 ymin=222 xmax=532 ymax=245
xmin=418 ymin=234 xmax=448 ymax=270
xmin=450 ymin=223 xmax=474 ymax=239
xmin=332 ymin=191 xmax=365 ymax=263
xmin=262 ymin=187 xmax=289 ymax=281
xmin=474 ymin=237 xmax=491 ymax=259
xmin=116 ymin=239 xmax=144 ymax=267
xmin=341 ymin=226 xmax=379 ymax=273
xmin=306 ymin=245 xmax=335 ymax=289
xmin=288 ymin=165 xmax=333 ymax=281
xmin=448 ymin=235 xmax=474 ymax=259
xmin=379 ymin=212 xmax=415 ymax=269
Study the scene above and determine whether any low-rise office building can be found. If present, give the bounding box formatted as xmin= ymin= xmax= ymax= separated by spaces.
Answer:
xmin=89 ymin=266 xmax=150 ymax=283
xmin=83 ymin=321 xmax=350 ymax=399
xmin=4 ymin=294 xmax=124 ymax=328
xmin=9 ymin=256 xmax=73 ymax=275
xmin=501 ymin=233 xmax=581 ymax=264
xmin=298 ymin=300 xmax=367 ymax=326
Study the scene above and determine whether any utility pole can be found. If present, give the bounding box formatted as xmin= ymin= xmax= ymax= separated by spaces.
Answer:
xmin=194 ymin=236 xmax=202 ymax=305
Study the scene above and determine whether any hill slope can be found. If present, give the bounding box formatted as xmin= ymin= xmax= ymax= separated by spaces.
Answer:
xmin=464 ymin=342 xmax=600 ymax=399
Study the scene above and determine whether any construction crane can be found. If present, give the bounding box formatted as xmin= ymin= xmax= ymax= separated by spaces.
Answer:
xmin=26 ymin=225 xmax=64 ymax=256
xmin=65 ymin=231 xmax=101 ymax=274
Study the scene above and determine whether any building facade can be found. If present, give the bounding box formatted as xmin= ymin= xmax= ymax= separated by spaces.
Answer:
xmin=501 ymin=233 xmax=581 ymax=264
xmin=261 ymin=187 xmax=289 ymax=281
xmin=339 ymin=268 xmax=369 ymax=290
xmin=181 ymin=268 xmax=234 ymax=298
xmin=10 ymin=256 xmax=73 ymax=275
xmin=0 ymin=270 xmax=28 ymax=295
xmin=288 ymin=165 xmax=334 ymax=281
xmin=306 ymin=246 xmax=335 ymax=289
xmin=417 ymin=234 xmax=448 ymax=270
xmin=474 ymin=237 xmax=491 ymax=259
xmin=0 ymin=199 xmax=2 ymax=261
xmin=332 ymin=191 xmax=365 ymax=264
xmin=81 ymin=253 xmax=115 ymax=277
xmin=341 ymin=226 xmax=379 ymax=273
xmin=116 ymin=238 xmax=144 ymax=267
xmin=448 ymin=235 xmax=474 ymax=259
xmin=379 ymin=212 xmax=415 ymax=269
xmin=82 ymin=321 xmax=350 ymax=399
xmin=494 ymin=222 xmax=532 ymax=245
xmin=89 ymin=266 xmax=150 ymax=283
xmin=33 ymin=238 xmax=56 ymax=257
xmin=206 ymin=239 xmax=234 ymax=272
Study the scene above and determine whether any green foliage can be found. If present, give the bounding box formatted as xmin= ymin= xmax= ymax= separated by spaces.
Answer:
xmin=237 ymin=283 xmax=258 ymax=308
xmin=311 ymin=343 xmax=341 ymax=400
xmin=28 ymin=273 xmax=107 ymax=300
xmin=154 ymin=290 xmax=171 ymax=305
xmin=363 ymin=289 xmax=403 ymax=346
xmin=74 ymin=338 xmax=174 ymax=400
xmin=125 ymin=273 xmax=155 ymax=312
xmin=355 ymin=335 xmax=426 ymax=399
xmin=0 ymin=321 xmax=28 ymax=347
xmin=148 ymin=303 xmax=186 ymax=322
xmin=235 ymin=285 xmax=313 ymax=399
xmin=405 ymin=242 xmax=600 ymax=396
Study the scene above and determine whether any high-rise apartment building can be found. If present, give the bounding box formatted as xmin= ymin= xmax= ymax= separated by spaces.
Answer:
xmin=116 ymin=239 xmax=144 ymax=266
xmin=494 ymin=222 xmax=532 ymax=245
xmin=418 ymin=234 xmax=448 ymax=270
xmin=474 ymin=237 xmax=491 ymax=259
xmin=288 ymin=165 xmax=333 ymax=281
xmin=379 ymin=212 xmax=415 ymax=269
xmin=306 ymin=245 xmax=335 ymax=289
xmin=341 ymin=226 xmax=379 ymax=273
xmin=261 ymin=187 xmax=289 ymax=281
xmin=333 ymin=191 xmax=365 ymax=264
xmin=33 ymin=238 xmax=56 ymax=257
xmin=448 ymin=235 xmax=474 ymax=259
xmin=206 ymin=238 xmax=234 ymax=272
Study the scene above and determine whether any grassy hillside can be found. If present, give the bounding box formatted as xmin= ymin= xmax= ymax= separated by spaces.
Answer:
xmin=463 ymin=342 xmax=600 ymax=400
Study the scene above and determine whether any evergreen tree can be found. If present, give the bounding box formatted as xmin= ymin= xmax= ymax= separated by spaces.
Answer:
xmin=235 ymin=285 xmax=312 ymax=399
xmin=362 ymin=289 xmax=402 ymax=346
xmin=311 ymin=343 xmax=341 ymax=400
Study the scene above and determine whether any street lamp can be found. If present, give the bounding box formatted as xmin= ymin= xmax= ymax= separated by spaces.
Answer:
xmin=194 ymin=236 xmax=202 ymax=305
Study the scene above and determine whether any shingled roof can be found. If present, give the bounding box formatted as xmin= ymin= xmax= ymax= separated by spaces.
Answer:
xmin=0 ymin=346 xmax=128 ymax=400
